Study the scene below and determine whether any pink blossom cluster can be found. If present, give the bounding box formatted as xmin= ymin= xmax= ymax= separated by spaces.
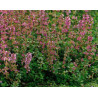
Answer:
xmin=0 ymin=50 xmax=16 ymax=63
xmin=78 ymin=14 xmax=93 ymax=30
xmin=24 ymin=52 xmax=32 ymax=72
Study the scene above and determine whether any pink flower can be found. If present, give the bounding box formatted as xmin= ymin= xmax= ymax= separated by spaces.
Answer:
xmin=40 ymin=41 xmax=42 ymax=45
xmin=81 ymin=58 xmax=84 ymax=61
xmin=72 ymin=16 xmax=75 ymax=19
xmin=72 ymin=67 xmax=75 ymax=71
xmin=77 ymin=37 xmax=82 ymax=41
xmin=73 ymin=62 xmax=77 ymax=67
xmin=90 ymin=53 xmax=94 ymax=55
xmin=52 ymin=24 xmax=56 ymax=27
xmin=65 ymin=16 xmax=71 ymax=28
xmin=22 ymin=22 xmax=27 ymax=26
xmin=80 ymin=32 xmax=85 ymax=36
xmin=72 ymin=16 xmax=77 ymax=20
xmin=96 ymin=54 xmax=98 ymax=56
xmin=62 ymin=29 xmax=68 ymax=33
xmin=88 ymin=56 xmax=92 ymax=60
xmin=89 ymin=64 xmax=91 ymax=67
xmin=85 ymin=10 xmax=89 ymax=12
xmin=84 ymin=52 xmax=89 ymax=55
xmin=24 ymin=52 xmax=32 ymax=72
xmin=66 ymin=10 xmax=71 ymax=15
xmin=88 ymin=36 xmax=93 ymax=41
xmin=11 ymin=53 xmax=16 ymax=63
xmin=22 ymin=54 xmax=25 ymax=57
xmin=86 ymin=45 xmax=91 ymax=50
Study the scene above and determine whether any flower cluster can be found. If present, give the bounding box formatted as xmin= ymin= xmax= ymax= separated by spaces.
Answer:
xmin=24 ymin=52 xmax=32 ymax=72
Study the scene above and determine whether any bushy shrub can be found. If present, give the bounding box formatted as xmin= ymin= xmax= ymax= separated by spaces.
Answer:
xmin=0 ymin=10 xmax=97 ymax=87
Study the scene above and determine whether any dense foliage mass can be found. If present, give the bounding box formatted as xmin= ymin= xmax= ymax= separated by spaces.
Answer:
xmin=0 ymin=10 xmax=98 ymax=87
